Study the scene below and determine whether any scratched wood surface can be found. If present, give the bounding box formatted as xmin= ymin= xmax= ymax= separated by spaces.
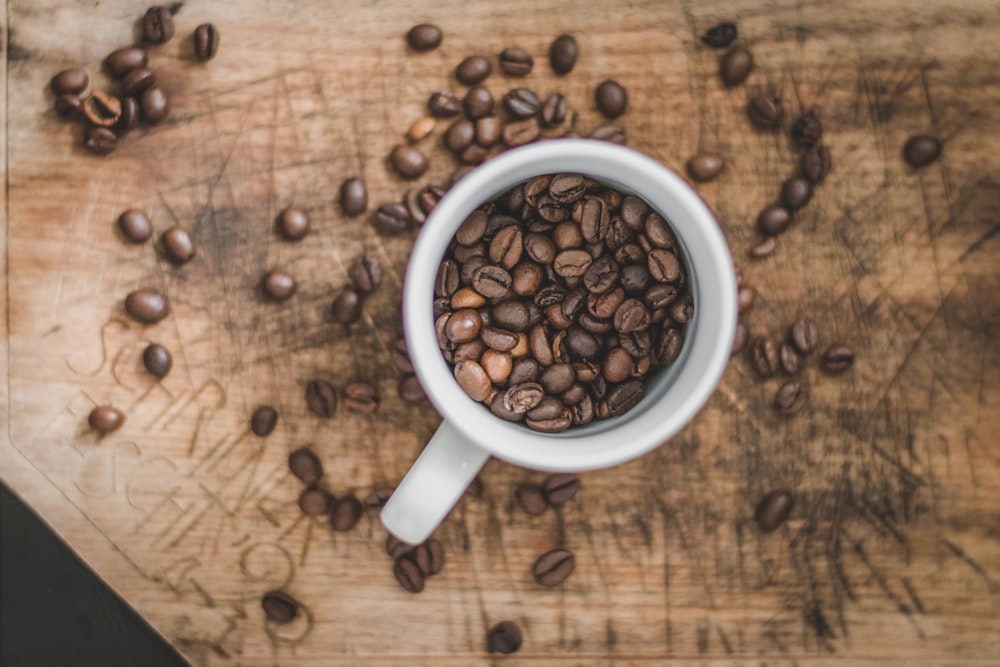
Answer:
xmin=2 ymin=0 xmax=999 ymax=664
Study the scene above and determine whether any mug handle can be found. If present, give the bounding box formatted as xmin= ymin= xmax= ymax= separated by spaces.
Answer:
xmin=380 ymin=420 xmax=490 ymax=544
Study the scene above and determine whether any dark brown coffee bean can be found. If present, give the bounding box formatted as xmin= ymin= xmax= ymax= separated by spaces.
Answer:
xmin=114 ymin=96 xmax=140 ymax=134
xmin=686 ymin=154 xmax=725 ymax=182
xmin=754 ymin=490 xmax=794 ymax=532
xmin=339 ymin=177 xmax=368 ymax=216
xmin=277 ymin=206 xmax=309 ymax=240
xmin=502 ymin=117 xmax=540 ymax=147
xmin=607 ymin=380 xmax=644 ymax=416
xmin=390 ymin=144 xmax=429 ymax=179
xmin=503 ymin=88 xmax=541 ymax=119
xmin=547 ymin=34 xmax=578 ymax=75
xmin=749 ymin=337 xmax=780 ymax=377
xmin=701 ymin=21 xmax=737 ymax=48
xmin=903 ymin=134 xmax=942 ymax=168
xmin=790 ymin=108 xmax=822 ymax=148
xmin=801 ymin=145 xmax=832 ymax=184
xmin=613 ymin=298 xmax=650 ymax=333
xmin=790 ymin=318 xmax=819 ymax=354
xmin=779 ymin=343 xmax=800 ymax=375
xmin=444 ymin=118 xmax=475 ymax=153
xmin=822 ymin=344 xmax=855 ymax=373
xmin=385 ymin=534 xmax=416 ymax=560
xmin=499 ymin=47 xmax=533 ymax=76
xmin=305 ymin=379 xmax=337 ymax=418
xmin=82 ymin=91 xmax=121 ymax=127
xmin=774 ymin=380 xmax=809 ymax=415
xmin=413 ymin=539 xmax=445 ymax=576
xmin=553 ymin=249 xmax=593 ymax=277
xmin=486 ymin=621 xmax=523 ymax=654
xmin=540 ymin=93 xmax=568 ymax=127
xmin=504 ymin=382 xmax=545 ymax=413
xmin=407 ymin=23 xmax=442 ymax=52
xmin=737 ymin=286 xmax=755 ymax=312
xmin=525 ymin=407 xmax=572 ymax=433
xmin=331 ymin=288 xmax=363 ymax=324
xmin=480 ymin=326 xmax=520 ymax=352
xmin=261 ymin=591 xmax=299 ymax=624
xmin=54 ymin=94 xmax=83 ymax=119
xmin=549 ymin=174 xmax=586 ymax=204
xmin=645 ymin=213 xmax=676 ymax=248
xmin=88 ymin=405 xmax=125 ymax=434
xmin=720 ymin=47 xmax=753 ymax=86
xmin=493 ymin=300 xmax=531 ymax=331
xmin=373 ymin=203 xmax=411 ymax=235
xmin=344 ymin=382 xmax=379 ymax=413
xmin=747 ymin=94 xmax=783 ymax=130
xmin=143 ymin=6 xmax=176 ymax=44
xmin=529 ymin=399 xmax=566 ymax=422
xmin=750 ymin=236 xmax=777 ymax=258
xmin=509 ymin=358 xmax=540 ymax=386
xmin=532 ymin=548 xmax=575 ymax=586
xmin=542 ymin=473 xmax=580 ymax=505
xmin=393 ymin=557 xmax=425 ymax=593
xmin=444 ymin=309 xmax=483 ymax=344
xmin=389 ymin=338 xmax=413 ymax=374
xmin=118 ymin=210 xmax=152 ymax=243
xmin=648 ymin=248 xmax=680 ymax=282
xmin=193 ymin=23 xmax=220 ymax=61
xmin=142 ymin=343 xmax=172 ymax=378
xmin=670 ymin=295 xmax=694 ymax=324
xmin=84 ymin=126 xmax=118 ymax=155
xmin=489 ymin=225 xmax=524 ymax=269
xmin=644 ymin=283 xmax=678 ymax=309
xmin=363 ymin=488 xmax=394 ymax=518
xmin=250 ymin=405 xmax=278 ymax=436
xmin=122 ymin=67 xmax=156 ymax=97
xmin=161 ymin=226 xmax=195 ymax=264
xmin=603 ymin=346 xmax=633 ymax=383
xmin=330 ymin=494 xmax=363 ymax=531
xmin=428 ymin=89 xmax=462 ymax=118
xmin=51 ymin=68 xmax=89 ymax=95
xmin=589 ymin=123 xmax=626 ymax=144
xmin=298 ymin=487 xmax=331 ymax=516
xmin=472 ymin=265 xmax=512 ymax=299
xmin=288 ymin=447 xmax=323 ymax=484
xmin=515 ymin=484 xmax=548 ymax=515
xmin=780 ymin=177 xmax=813 ymax=212
xmin=350 ymin=253 xmax=382 ymax=293
xmin=139 ymin=86 xmax=169 ymax=123
xmin=464 ymin=86 xmax=494 ymax=120
xmin=456 ymin=55 xmax=492 ymax=85
xmin=595 ymin=79 xmax=627 ymax=118
xmin=757 ymin=205 xmax=791 ymax=236
xmin=104 ymin=47 xmax=148 ymax=78
xmin=261 ymin=270 xmax=296 ymax=301
xmin=125 ymin=288 xmax=170 ymax=324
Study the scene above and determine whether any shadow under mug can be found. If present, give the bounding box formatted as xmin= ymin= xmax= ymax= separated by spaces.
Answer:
xmin=381 ymin=139 xmax=737 ymax=544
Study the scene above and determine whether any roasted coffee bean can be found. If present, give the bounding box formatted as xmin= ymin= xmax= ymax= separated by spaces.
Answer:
xmin=122 ymin=67 xmax=156 ymax=96
xmin=486 ymin=621 xmax=523 ymax=654
xmin=603 ymin=346 xmax=633 ymax=383
xmin=757 ymin=205 xmax=791 ymax=236
xmin=472 ymin=265 xmax=512 ymax=298
xmin=373 ymin=203 xmax=411 ymax=235
xmin=261 ymin=591 xmax=299 ymax=624
xmin=193 ymin=23 xmax=220 ymax=61
xmin=386 ymin=534 xmax=416 ymax=560
xmin=88 ymin=405 xmax=125 ymax=434
xmin=481 ymin=349 xmax=513 ymax=383
xmin=344 ymin=382 xmax=379 ymax=413
xmin=288 ymin=447 xmax=323 ymax=484
xmin=749 ymin=337 xmax=780 ymax=377
xmin=509 ymin=357 xmax=541 ymax=385
xmin=464 ymin=86 xmax=494 ymax=119
xmin=589 ymin=287 xmax=625 ymax=320
xmin=83 ymin=91 xmax=121 ymax=127
xmin=540 ymin=92 xmax=568 ymax=127
xmin=607 ymin=380 xmax=644 ymax=416
xmin=540 ymin=363 xmax=577 ymax=394
xmin=525 ymin=408 xmax=572 ymax=433
xmin=801 ymin=145 xmax=832 ymax=183
xmin=553 ymin=249 xmax=593 ymax=277
xmin=389 ymin=338 xmax=413 ymax=373
xmin=350 ymin=253 xmax=382 ymax=293
xmin=532 ymin=548 xmax=575 ymax=586
xmin=305 ymin=379 xmax=337 ymax=418
xmin=250 ymin=405 xmax=278 ymax=436
xmin=118 ymin=209 xmax=153 ymax=243
xmin=331 ymin=288 xmax=363 ymax=324
xmin=686 ymin=154 xmax=725 ymax=182
xmin=115 ymin=96 xmax=140 ymax=134
xmin=454 ymin=360 xmax=492 ymax=401
xmin=779 ymin=343 xmax=800 ymax=375
xmin=444 ymin=119 xmax=475 ymax=154
xmin=407 ymin=116 xmax=436 ymax=143
xmin=613 ymin=298 xmax=650 ymax=333
xmin=262 ymin=270 xmax=296 ymax=301
xmin=502 ymin=117 xmax=540 ymax=146
xmin=84 ymin=125 xmax=118 ymax=154
xmin=499 ymin=47 xmax=533 ymax=76
xmin=903 ymin=134 xmax=942 ymax=168
xmin=750 ymin=236 xmax=777 ymax=258
xmin=644 ymin=283 xmax=678 ymax=310
xmin=790 ymin=318 xmax=819 ymax=354
xmin=548 ymin=34 xmax=579 ymax=75
xmin=549 ymin=174 xmax=586 ymax=204
xmin=774 ymin=380 xmax=809 ymax=415
xmin=645 ymin=214 xmax=676 ymax=249
xmin=654 ymin=327 xmax=683 ymax=366
xmin=504 ymin=382 xmax=545 ymax=413
xmin=737 ymin=286 xmax=755 ymax=312
xmin=330 ymin=494 xmax=363 ymax=531
xmin=456 ymin=55 xmax=492 ymax=85
xmin=489 ymin=225 xmax=524 ymax=268
xmin=747 ymin=94 xmax=783 ymax=130
xmin=407 ymin=23 xmax=442 ymax=51
xmin=732 ymin=321 xmax=748 ymax=355
xmin=701 ymin=21 xmax=737 ymax=48
xmin=780 ymin=177 xmax=813 ymax=212
xmin=413 ymin=539 xmax=445 ymax=576
xmin=647 ymin=248 xmax=680 ymax=282
xmin=339 ymin=177 xmax=368 ymax=216
xmin=299 ymin=487 xmax=331 ymax=516
xmin=493 ymin=300 xmax=531 ymax=331
xmin=139 ymin=86 xmax=169 ymax=123
xmin=125 ymin=288 xmax=170 ymax=324
xmin=480 ymin=326 xmax=520 ymax=352
xmin=54 ymin=94 xmax=83 ymax=119
xmin=720 ymin=46 xmax=753 ymax=86
xmin=619 ymin=264 xmax=649 ymax=293
xmin=428 ymin=89 xmax=462 ymax=117
xmin=516 ymin=484 xmax=548 ymax=515
xmin=363 ymin=488 xmax=394 ymax=518
xmin=542 ymin=473 xmax=580 ymax=505
xmin=670 ymin=295 xmax=694 ymax=324
xmin=398 ymin=374 xmax=426 ymax=403
xmin=142 ymin=343 xmax=172 ymax=378
xmin=161 ymin=226 xmax=195 ymax=264
xmin=822 ymin=343 xmax=855 ymax=373
xmin=51 ymin=68 xmax=89 ymax=95
xmin=475 ymin=115 xmax=501 ymax=146
xmin=390 ymin=144 xmax=429 ymax=179
xmin=512 ymin=263 xmax=544 ymax=297
xmin=595 ymin=79 xmax=627 ymax=118
xmin=503 ymin=88 xmax=541 ymax=119
xmin=563 ymin=327 xmax=601 ymax=360
xmin=444 ymin=309 xmax=482 ymax=344
xmin=277 ymin=206 xmax=310 ymax=240
xmin=589 ymin=124 xmax=626 ymax=144
xmin=755 ymin=490 xmax=794 ymax=532
xmin=790 ymin=108 xmax=822 ymax=148
xmin=393 ymin=557 xmax=425 ymax=593
xmin=104 ymin=47 xmax=148 ymax=78
xmin=143 ymin=6 xmax=176 ymax=44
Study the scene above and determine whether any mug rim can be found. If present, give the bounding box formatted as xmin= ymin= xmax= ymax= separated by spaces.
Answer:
xmin=403 ymin=139 xmax=736 ymax=471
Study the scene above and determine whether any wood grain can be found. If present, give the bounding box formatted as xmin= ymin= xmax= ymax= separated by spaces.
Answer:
xmin=3 ymin=0 xmax=999 ymax=664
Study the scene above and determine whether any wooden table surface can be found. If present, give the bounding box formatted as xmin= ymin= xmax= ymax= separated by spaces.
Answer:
xmin=3 ymin=0 xmax=999 ymax=664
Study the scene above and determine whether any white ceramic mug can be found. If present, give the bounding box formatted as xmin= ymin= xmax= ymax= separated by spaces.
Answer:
xmin=381 ymin=139 xmax=737 ymax=544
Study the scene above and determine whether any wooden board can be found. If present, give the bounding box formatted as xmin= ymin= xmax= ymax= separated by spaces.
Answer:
xmin=3 ymin=0 xmax=1000 ymax=664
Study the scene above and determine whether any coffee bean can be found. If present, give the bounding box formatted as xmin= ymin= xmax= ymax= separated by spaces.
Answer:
xmin=142 ymin=343 xmax=172 ymax=378
xmin=749 ymin=337 xmax=780 ymax=377
xmin=193 ymin=23 xmax=220 ymax=61
xmin=464 ymin=86 xmax=494 ymax=120
xmin=339 ymin=177 xmax=368 ymax=216
xmin=54 ymin=94 xmax=83 ymax=119
xmin=503 ymin=88 xmax=541 ymax=119
xmin=686 ymin=154 xmax=725 ymax=182
xmin=589 ymin=124 xmax=626 ymax=144
xmin=297 ymin=487 xmax=331 ymax=516
xmin=390 ymin=144 xmax=429 ymax=179
xmin=515 ymin=484 xmax=548 ymax=515
xmin=595 ymin=80 xmax=627 ymax=118
xmin=330 ymin=494 xmax=363 ymax=531
xmin=822 ymin=344 xmax=855 ymax=373
xmin=489 ymin=226 xmax=524 ymax=269
xmin=549 ymin=34 xmax=578 ymax=74
xmin=454 ymin=360 xmax=492 ymax=401
xmin=122 ymin=67 xmax=156 ymax=97
xmin=720 ymin=47 xmax=753 ymax=86
xmin=607 ymin=380 xmax=644 ymax=416
xmin=732 ymin=320 xmax=748 ymax=355
xmin=486 ymin=621 xmax=523 ymax=654
xmin=393 ymin=557 xmax=425 ymax=593
xmin=407 ymin=23 xmax=442 ymax=52
xmin=288 ymin=447 xmax=323 ymax=484
xmin=757 ymin=205 xmax=791 ymax=236
xmin=750 ymin=236 xmax=777 ymax=258
xmin=125 ymin=288 xmax=170 ymax=324
xmin=613 ymin=298 xmax=650 ymax=333
xmin=305 ymin=379 xmax=337 ymax=418
xmin=330 ymin=287 xmax=363 ymax=323
xmin=780 ymin=177 xmax=813 ymax=212
xmin=444 ymin=118 xmax=475 ymax=153
xmin=747 ymin=94 xmax=783 ymax=130
xmin=647 ymin=248 xmax=680 ymax=282
xmin=801 ymin=145 xmax=832 ymax=184
xmin=118 ymin=210 xmax=153 ymax=243
xmin=406 ymin=117 xmax=436 ymax=144
xmin=262 ymin=270 xmax=296 ymax=301
xmin=499 ymin=47 xmax=533 ymax=76
xmin=346 ymin=254 xmax=380 ymax=294
xmin=472 ymin=265 xmax=512 ymax=298
xmin=903 ymin=134 xmax=942 ymax=168
xmin=542 ymin=473 xmax=580 ymax=505
xmin=115 ymin=96 xmax=140 ymax=134
xmin=260 ymin=591 xmax=299 ymax=624
xmin=540 ymin=93 xmax=568 ymax=127
xmin=250 ymin=405 xmax=278 ymax=436
xmin=84 ymin=126 xmax=118 ymax=155
xmin=737 ymin=286 xmax=755 ymax=312
xmin=343 ymin=382 xmax=379 ymax=414
xmin=277 ymin=206 xmax=310 ymax=240
xmin=363 ymin=488 xmax=394 ymax=518
xmin=755 ymin=490 xmax=794 ymax=532
xmin=779 ymin=343 xmax=800 ymax=375
xmin=790 ymin=318 xmax=819 ymax=354
xmin=532 ymin=548 xmax=575 ymax=586
xmin=389 ymin=338 xmax=413 ymax=373
xmin=790 ymin=108 xmax=822 ymax=148
xmin=428 ymin=89 xmax=462 ymax=117
xmin=525 ymin=407 xmax=572 ymax=433
xmin=143 ymin=6 xmax=176 ymax=44
xmin=83 ymin=91 xmax=121 ymax=127
xmin=161 ymin=226 xmax=195 ymax=264
xmin=701 ymin=21 xmax=737 ymax=48
xmin=373 ymin=202 xmax=411 ymax=235
xmin=104 ymin=47 xmax=148 ymax=78
xmin=774 ymin=380 xmax=809 ymax=415
xmin=395 ymin=374 xmax=424 ymax=403
xmin=414 ymin=539 xmax=445 ymax=576
xmin=645 ymin=214 xmax=676 ymax=249
xmin=51 ymin=69 xmax=89 ymax=95
xmin=456 ymin=55 xmax=492 ymax=85
xmin=88 ymin=405 xmax=125 ymax=433
xmin=139 ymin=86 xmax=169 ymax=123
xmin=386 ymin=534 xmax=416 ymax=560
xmin=474 ymin=115 xmax=501 ymax=147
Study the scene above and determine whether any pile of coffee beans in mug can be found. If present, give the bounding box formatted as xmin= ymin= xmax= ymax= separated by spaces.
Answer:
xmin=434 ymin=174 xmax=693 ymax=432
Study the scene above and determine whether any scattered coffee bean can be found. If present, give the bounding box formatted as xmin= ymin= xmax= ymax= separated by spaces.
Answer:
xmin=747 ymin=93 xmax=783 ymax=130
xmin=393 ymin=557 xmax=425 ymax=593
xmin=757 ymin=205 xmax=791 ymax=236
xmin=750 ymin=236 xmax=776 ymax=258
xmin=701 ymin=21 xmax=737 ymax=48
xmin=83 ymin=91 xmax=122 ymax=127
xmin=486 ymin=621 xmax=523 ymax=654
xmin=260 ymin=590 xmax=299 ymax=624
xmin=115 ymin=96 xmax=140 ymax=134
xmin=88 ymin=405 xmax=125 ymax=434
xmin=822 ymin=343 xmax=855 ymax=373
xmin=305 ymin=379 xmax=337 ymax=418
xmin=407 ymin=23 xmax=442 ymax=52
xmin=386 ymin=534 xmax=415 ymax=560
xmin=331 ymin=287 xmax=363 ymax=323
xmin=339 ymin=177 xmax=368 ymax=216
xmin=193 ymin=23 xmax=220 ymax=61
xmin=532 ymin=548 xmax=575 ymax=587
xmin=801 ymin=145 xmax=832 ymax=183
xmin=737 ymin=286 xmax=755 ymax=312
xmin=54 ymin=94 xmax=83 ymax=119
xmin=330 ymin=494 xmax=363 ymax=531
xmin=428 ymin=89 xmax=463 ymax=117
xmin=350 ymin=253 xmax=382 ymax=293
xmin=299 ymin=487 xmax=331 ymax=516
xmin=288 ymin=447 xmax=323 ymax=484
xmin=540 ymin=93 xmax=568 ymax=127
xmin=455 ymin=55 xmax=492 ymax=85
xmin=903 ymin=134 xmax=942 ymax=168
xmin=143 ymin=6 xmax=176 ymax=44
xmin=389 ymin=338 xmax=414 ymax=373
xmin=502 ymin=117 xmax=540 ymax=146
xmin=499 ymin=47 xmax=533 ymax=76
xmin=475 ymin=115 xmax=501 ymax=146
xmin=503 ymin=88 xmax=541 ymax=119
xmin=779 ymin=343 xmax=800 ymax=375
xmin=121 ymin=67 xmax=156 ymax=97
xmin=754 ymin=490 xmax=794 ymax=532
xmin=363 ymin=488 xmax=394 ymax=518
xmin=343 ymin=382 xmax=379 ymax=413
xmin=277 ymin=206 xmax=310 ymax=240
xmin=390 ymin=144 xmax=429 ymax=179
xmin=407 ymin=116 xmax=436 ymax=142
xmin=549 ymin=34 xmax=578 ymax=75
xmin=732 ymin=320 xmax=748 ymax=355
xmin=780 ymin=177 xmax=813 ymax=212
xmin=104 ymin=47 xmax=148 ymax=79
xmin=463 ymin=86 xmax=494 ymax=119
xmin=161 ymin=226 xmax=195 ymax=264
xmin=118 ymin=209 xmax=153 ymax=243
xmin=50 ymin=68 xmax=89 ymax=95
xmin=589 ymin=124 xmax=626 ymax=144
xmin=542 ymin=473 xmax=580 ymax=505
xmin=774 ymin=380 xmax=809 ymax=415
xmin=515 ymin=484 xmax=548 ymax=515
xmin=686 ymin=154 xmax=725 ymax=182
xmin=595 ymin=79 xmax=627 ymax=118
xmin=790 ymin=108 xmax=822 ymax=148
xmin=749 ymin=337 xmax=780 ymax=378
xmin=142 ymin=343 xmax=172 ymax=378
xmin=262 ymin=270 xmax=296 ymax=301
xmin=398 ymin=374 xmax=426 ymax=403
xmin=250 ymin=405 xmax=278 ymax=436
xmin=125 ymin=288 xmax=170 ymax=324
xmin=139 ymin=86 xmax=170 ymax=123
xmin=790 ymin=318 xmax=819 ymax=354
xmin=720 ymin=46 xmax=753 ymax=86
xmin=84 ymin=126 xmax=118 ymax=155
